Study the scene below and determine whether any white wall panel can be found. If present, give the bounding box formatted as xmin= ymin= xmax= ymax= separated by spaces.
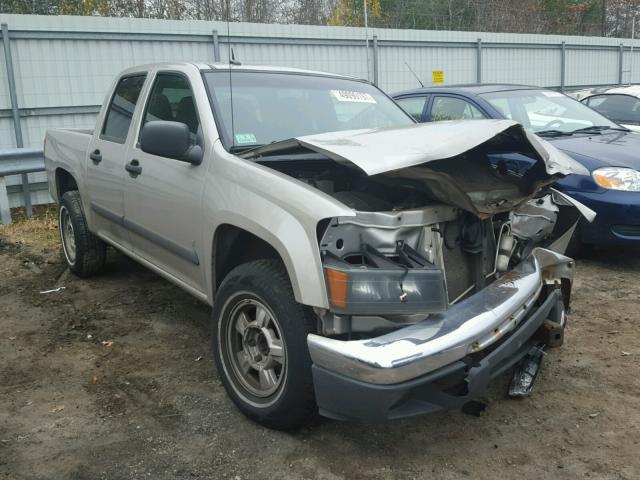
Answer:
xmin=566 ymin=49 xmax=619 ymax=86
xmin=482 ymin=47 xmax=561 ymax=86
xmin=0 ymin=14 xmax=637 ymax=210
xmin=380 ymin=46 xmax=477 ymax=93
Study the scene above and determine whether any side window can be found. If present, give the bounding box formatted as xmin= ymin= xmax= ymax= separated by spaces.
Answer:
xmin=584 ymin=95 xmax=606 ymax=108
xmin=101 ymin=75 xmax=146 ymax=143
xmin=587 ymin=94 xmax=640 ymax=125
xmin=142 ymin=73 xmax=200 ymax=135
xmin=489 ymin=97 xmax=513 ymax=119
xmin=431 ymin=96 xmax=485 ymax=121
xmin=395 ymin=96 xmax=427 ymax=122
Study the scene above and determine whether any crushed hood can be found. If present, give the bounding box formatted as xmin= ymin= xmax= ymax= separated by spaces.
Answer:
xmin=243 ymin=120 xmax=589 ymax=216
xmin=244 ymin=120 xmax=588 ymax=177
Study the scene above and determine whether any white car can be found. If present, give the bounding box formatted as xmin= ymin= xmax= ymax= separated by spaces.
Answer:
xmin=572 ymin=85 xmax=640 ymax=132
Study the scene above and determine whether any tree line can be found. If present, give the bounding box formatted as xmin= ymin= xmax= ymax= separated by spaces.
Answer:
xmin=1 ymin=0 xmax=639 ymax=37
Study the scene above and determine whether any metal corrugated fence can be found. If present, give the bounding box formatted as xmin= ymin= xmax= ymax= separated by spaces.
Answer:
xmin=1 ymin=13 xmax=640 ymax=211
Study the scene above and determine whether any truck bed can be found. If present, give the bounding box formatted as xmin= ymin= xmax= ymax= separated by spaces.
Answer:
xmin=44 ymin=128 xmax=94 ymax=203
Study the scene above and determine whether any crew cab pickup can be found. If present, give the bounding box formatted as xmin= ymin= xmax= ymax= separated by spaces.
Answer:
xmin=45 ymin=63 xmax=593 ymax=429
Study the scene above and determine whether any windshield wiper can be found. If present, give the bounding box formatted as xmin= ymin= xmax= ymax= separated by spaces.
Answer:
xmin=536 ymin=129 xmax=573 ymax=137
xmin=229 ymin=144 xmax=265 ymax=154
xmin=569 ymin=125 xmax=612 ymax=135
xmin=577 ymin=125 xmax=630 ymax=133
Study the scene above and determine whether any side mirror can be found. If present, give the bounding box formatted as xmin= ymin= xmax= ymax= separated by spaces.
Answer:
xmin=140 ymin=121 xmax=203 ymax=165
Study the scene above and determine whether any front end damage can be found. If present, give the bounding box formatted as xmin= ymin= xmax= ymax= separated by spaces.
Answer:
xmin=245 ymin=120 xmax=594 ymax=421
xmin=310 ymin=195 xmax=585 ymax=420
xmin=309 ymin=247 xmax=571 ymax=420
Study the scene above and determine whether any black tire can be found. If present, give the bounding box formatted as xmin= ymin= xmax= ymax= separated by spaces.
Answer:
xmin=564 ymin=224 xmax=582 ymax=258
xmin=58 ymin=190 xmax=107 ymax=277
xmin=564 ymin=223 xmax=595 ymax=259
xmin=212 ymin=259 xmax=317 ymax=430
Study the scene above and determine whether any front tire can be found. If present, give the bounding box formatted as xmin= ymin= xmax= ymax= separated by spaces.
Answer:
xmin=59 ymin=191 xmax=106 ymax=277
xmin=212 ymin=259 xmax=317 ymax=430
xmin=564 ymin=225 xmax=582 ymax=258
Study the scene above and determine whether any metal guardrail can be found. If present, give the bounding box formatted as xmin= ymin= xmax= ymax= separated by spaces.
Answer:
xmin=0 ymin=148 xmax=45 ymax=225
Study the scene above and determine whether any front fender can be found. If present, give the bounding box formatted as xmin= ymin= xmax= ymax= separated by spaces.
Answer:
xmin=202 ymin=143 xmax=356 ymax=308
xmin=208 ymin=210 xmax=328 ymax=307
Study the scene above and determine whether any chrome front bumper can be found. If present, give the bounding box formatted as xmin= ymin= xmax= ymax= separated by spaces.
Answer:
xmin=307 ymin=248 xmax=574 ymax=385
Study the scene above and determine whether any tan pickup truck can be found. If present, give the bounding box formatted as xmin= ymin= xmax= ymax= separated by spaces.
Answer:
xmin=45 ymin=62 xmax=592 ymax=429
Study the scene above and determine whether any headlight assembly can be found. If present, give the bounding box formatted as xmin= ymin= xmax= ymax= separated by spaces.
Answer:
xmin=592 ymin=167 xmax=640 ymax=191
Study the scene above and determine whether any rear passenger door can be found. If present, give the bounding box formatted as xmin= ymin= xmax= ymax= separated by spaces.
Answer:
xmin=86 ymin=73 xmax=147 ymax=250
xmin=427 ymin=95 xmax=487 ymax=122
xmin=123 ymin=70 xmax=207 ymax=293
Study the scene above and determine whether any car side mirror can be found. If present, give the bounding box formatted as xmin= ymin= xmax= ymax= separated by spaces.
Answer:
xmin=140 ymin=121 xmax=203 ymax=165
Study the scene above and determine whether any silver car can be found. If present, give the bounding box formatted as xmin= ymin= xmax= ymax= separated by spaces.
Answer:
xmin=45 ymin=63 xmax=592 ymax=429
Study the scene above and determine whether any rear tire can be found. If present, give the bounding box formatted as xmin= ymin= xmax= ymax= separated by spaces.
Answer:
xmin=212 ymin=259 xmax=317 ymax=430
xmin=59 ymin=190 xmax=106 ymax=277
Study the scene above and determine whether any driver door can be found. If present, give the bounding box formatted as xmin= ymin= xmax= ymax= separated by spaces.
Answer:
xmin=123 ymin=70 xmax=207 ymax=293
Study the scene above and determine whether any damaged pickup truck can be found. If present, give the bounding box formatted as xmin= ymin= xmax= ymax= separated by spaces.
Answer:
xmin=45 ymin=63 xmax=594 ymax=430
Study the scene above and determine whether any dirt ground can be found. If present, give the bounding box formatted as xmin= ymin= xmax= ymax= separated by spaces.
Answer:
xmin=1 ymin=210 xmax=639 ymax=480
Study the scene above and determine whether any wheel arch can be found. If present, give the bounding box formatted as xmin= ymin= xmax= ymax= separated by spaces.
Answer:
xmin=55 ymin=168 xmax=79 ymax=200
xmin=209 ymin=219 xmax=328 ymax=309
xmin=213 ymin=223 xmax=282 ymax=287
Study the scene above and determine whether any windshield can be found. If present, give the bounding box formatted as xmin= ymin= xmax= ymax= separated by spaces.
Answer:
xmin=204 ymin=71 xmax=413 ymax=150
xmin=480 ymin=89 xmax=620 ymax=136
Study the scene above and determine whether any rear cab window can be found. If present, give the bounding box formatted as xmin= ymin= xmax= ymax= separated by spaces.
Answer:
xmin=101 ymin=75 xmax=147 ymax=143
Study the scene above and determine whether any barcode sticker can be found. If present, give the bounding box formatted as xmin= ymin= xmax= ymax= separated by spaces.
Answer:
xmin=541 ymin=91 xmax=564 ymax=98
xmin=330 ymin=90 xmax=377 ymax=103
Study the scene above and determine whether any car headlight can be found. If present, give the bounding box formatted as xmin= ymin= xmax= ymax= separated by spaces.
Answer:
xmin=592 ymin=167 xmax=640 ymax=191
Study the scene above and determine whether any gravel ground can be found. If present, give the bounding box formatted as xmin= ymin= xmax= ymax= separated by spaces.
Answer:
xmin=1 ymin=215 xmax=639 ymax=480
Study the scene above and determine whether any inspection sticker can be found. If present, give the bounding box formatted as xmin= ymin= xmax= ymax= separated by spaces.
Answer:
xmin=330 ymin=90 xmax=376 ymax=103
xmin=234 ymin=133 xmax=257 ymax=144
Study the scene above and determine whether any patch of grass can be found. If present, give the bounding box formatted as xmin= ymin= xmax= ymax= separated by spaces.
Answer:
xmin=0 ymin=204 xmax=59 ymax=247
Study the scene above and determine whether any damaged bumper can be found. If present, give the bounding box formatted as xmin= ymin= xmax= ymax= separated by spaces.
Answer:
xmin=308 ymin=248 xmax=573 ymax=421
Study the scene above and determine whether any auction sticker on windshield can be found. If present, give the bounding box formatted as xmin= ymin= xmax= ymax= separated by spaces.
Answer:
xmin=541 ymin=91 xmax=564 ymax=98
xmin=330 ymin=90 xmax=376 ymax=103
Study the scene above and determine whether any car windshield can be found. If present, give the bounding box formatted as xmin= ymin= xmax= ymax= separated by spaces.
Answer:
xmin=480 ymin=89 xmax=620 ymax=136
xmin=204 ymin=71 xmax=413 ymax=151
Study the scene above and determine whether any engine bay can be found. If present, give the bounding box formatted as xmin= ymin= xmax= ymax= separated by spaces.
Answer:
xmin=257 ymin=154 xmax=437 ymax=212
xmin=254 ymin=147 xmax=580 ymax=339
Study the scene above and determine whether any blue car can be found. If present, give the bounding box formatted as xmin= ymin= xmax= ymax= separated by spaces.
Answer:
xmin=392 ymin=85 xmax=640 ymax=249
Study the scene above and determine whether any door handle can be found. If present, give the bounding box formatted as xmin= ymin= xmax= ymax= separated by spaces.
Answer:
xmin=125 ymin=159 xmax=142 ymax=177
xmin=89 ymin=149 xmax=102 ymax=164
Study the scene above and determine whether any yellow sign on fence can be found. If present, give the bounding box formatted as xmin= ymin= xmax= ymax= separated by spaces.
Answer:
xmin=432 ymin=70 xmax=444 ymax=84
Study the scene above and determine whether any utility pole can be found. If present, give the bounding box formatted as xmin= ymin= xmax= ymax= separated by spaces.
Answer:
xmin=364 ymin=0 xmax=370 ymax=81
xmin=630 ymin=14 xmax=636 ymax=85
